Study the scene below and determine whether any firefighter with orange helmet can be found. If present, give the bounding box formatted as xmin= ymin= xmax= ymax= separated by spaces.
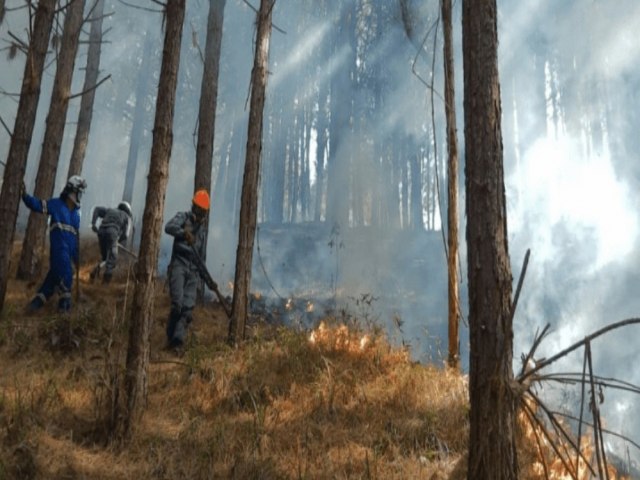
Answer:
xmin=164 ymin=189 xmax=210 ymax=352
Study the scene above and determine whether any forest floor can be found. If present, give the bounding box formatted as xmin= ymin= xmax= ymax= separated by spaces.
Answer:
xmin=0 ymin=239 xmax=628 ymax=479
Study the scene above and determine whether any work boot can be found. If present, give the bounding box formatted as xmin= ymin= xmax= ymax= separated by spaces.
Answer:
xmin=25 ymin=295 xmax=45 ymax=314
xmin=102 ymin=272 xmax=112 ymax=285
xmin=166 ymin=306 xmax=181 ymax=342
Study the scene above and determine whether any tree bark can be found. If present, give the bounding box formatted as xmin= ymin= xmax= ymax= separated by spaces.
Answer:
xmin=228 ymin=0 xmax=274 ymax=344
xmin=409 ymin=152 xmax=422 ymax=229
xmin=462 ymin=1 xmax=517 ymax=478
xmin=67 ymin=0 xmax=105 ymax=177
xmin=0 ymin=0 xmax=56 ymax=312
xmin=17 ymin=0 xmax=85 ymax=281
xmin=112 ymin=0 xmax=185 ymax=441
xmin=194 ymin=0 xmax=225 ymax=194
xmin=442 ymin=0 xmax=461 ymax=371
xmin=194 ymin=0 xmax=226 ymax=299
xmin=313 ymin=83 xmax=328 ymax=222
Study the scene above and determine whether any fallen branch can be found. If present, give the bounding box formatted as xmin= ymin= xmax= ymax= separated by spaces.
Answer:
xmin=552 ymin=411 xmax=640 ymax=451
xmin=519 ymin=318 xmax=640 ymax=382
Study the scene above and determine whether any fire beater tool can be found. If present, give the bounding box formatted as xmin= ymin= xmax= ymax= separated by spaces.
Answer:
xmin=190 ymin=244 xmax=232 ymax=318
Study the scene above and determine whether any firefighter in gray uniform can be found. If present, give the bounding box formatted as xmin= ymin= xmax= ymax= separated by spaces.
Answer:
xmin=90 ymin=201 xmax=133 ymax=283
xmin=164 ymin=189 xmax=210 ymax=350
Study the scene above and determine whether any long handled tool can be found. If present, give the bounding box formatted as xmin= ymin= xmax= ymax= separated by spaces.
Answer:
xmin=117 ymin=242 xmax=137 ymax=259
xmin=190 ymin=245 xmax=232 ymax=318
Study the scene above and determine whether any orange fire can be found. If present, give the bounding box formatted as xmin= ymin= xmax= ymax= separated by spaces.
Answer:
xmin=519 ymin=403 xmax=627 ymax=479
xmin=308 ymin=321 xmax=370 ymax=353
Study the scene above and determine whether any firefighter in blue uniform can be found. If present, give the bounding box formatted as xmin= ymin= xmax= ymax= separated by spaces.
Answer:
xmin=20 ymin=175 xmax=87 ymax=312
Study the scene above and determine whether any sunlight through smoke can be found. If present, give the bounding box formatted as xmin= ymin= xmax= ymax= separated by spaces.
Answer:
xmin=509 ymin=137 xmax=637 ymax=270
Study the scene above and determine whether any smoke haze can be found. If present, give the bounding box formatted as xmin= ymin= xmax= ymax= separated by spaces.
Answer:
xmin=1 ymin=0 xmax=639 ymax=467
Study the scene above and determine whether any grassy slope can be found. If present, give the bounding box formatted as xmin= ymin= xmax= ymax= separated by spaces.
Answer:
xmin=0 ymin=240 xmax=468 ymax=479
xmin=2 ymin=240 xmax=622 ymax=479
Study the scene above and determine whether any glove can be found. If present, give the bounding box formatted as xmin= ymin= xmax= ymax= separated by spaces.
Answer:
xmin=92 ymin=224 xmax=98 ymax=233
xmin=184 ymin=229 xmax=194 ymax=245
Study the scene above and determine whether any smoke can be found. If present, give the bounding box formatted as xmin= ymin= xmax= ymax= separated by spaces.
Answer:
xmin=2 ymin=0 xmax=640 ymax=467
xmin=500 ymin=1 xmax=640 ymax=467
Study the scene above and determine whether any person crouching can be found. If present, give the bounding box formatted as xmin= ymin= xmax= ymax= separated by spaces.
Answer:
xmin=90 ymin=201 xmax=133 ymax=283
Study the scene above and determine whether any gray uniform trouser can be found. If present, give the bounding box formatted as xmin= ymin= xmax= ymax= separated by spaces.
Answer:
xmin=98 ymin=227 xmax=119 ymax=275
xmin=166 ymin=256 xmax=199 ymax=346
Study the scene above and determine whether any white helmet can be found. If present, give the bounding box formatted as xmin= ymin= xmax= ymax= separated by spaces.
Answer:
xmin=63 ymin=175 xmax=87 ymax=206
xmin=118 ymin=201 xmax=132 ymax=217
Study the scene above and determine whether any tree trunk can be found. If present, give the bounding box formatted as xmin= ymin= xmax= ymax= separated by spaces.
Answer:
xmin=326 ymin=3 xmax=355 ymax=228
xmin=194 ymin=0 xmax=225 ymax=299
xmin=270 ymin=110 xmax=285 ymax=224
xmin=314 ymin=83 xmax=328 ymax=222
xmin=228 ymin=0 xmax=274 ymax=344
xmin=17 ymin=0 xmax=85 ymax=281
xmin=409 ymin=152 xmax=422 ymax=229
xmin=0 ymin=0 xmax=56 ymax=312
xmin=67 ymin=0 xmax=105 ymax=177
xmin=442 ymin=0 xmax=461 ymax=371
xmin=122 ymin=33 xmax=154 ymax=205
xmin=194 ymin=0 xmax=225 ymax=194
xmin=112 ymin=0 xmax=185 ymax=441
xmin=462 ymin=1 xmax=517 ymax=478
xmin=300 ymin=106 xmax=311 ymax=221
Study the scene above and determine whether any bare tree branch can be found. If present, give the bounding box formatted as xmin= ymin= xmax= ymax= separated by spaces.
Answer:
xmin=190 ymin=21 xmax=204 ymax=64
xmin=54 ymin=0 xmax=75 ymax=15
xmin=7 ymin=30 xmax=29 ymax=49
xmin=521 ymin=399 xmax=581 ymax=479
xmin=519 ymin=323 xmax=551 ymax=378
xmin=527 ymin=390 xmax=598 ymax=477
xmin=552 ymin=411 xmax=640 ymax=451
xmin=538 ymin=373 xmax=640 ymax=395
xmin=522 ymin=405 xmax=552 ymax=479
xmin=117 ymin=0 xmax=162 ymax=13
xmin=0 ymin=115 xmax=12 ymax=137
xmin=519 ymin=318 xmax=640 ymax=382
xmin=509 ymin=248 xmax=530 ymax=325
xmin=242 ymin=0 xmax=285 ymax=34
xmin=68 ymin=73 xmax=111 ymax=99
xmin=586 ymin=342 xmax=609 ymax=479
xmin=0 ymin=87 xmax=21 ymax=97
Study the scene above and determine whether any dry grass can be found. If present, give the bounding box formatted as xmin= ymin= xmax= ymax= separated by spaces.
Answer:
xmin=2 ymin=239 xmax=618 ymax=479
xmin=0 ymin=239 xmax=470 ymax=479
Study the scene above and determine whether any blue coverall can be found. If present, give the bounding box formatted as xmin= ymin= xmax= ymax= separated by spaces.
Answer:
xmin=22 ymin=194 xmax=80 ymax=311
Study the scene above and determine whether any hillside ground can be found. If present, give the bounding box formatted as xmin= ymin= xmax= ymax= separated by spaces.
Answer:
xmin=0 ymin=238 xmax=472 ymax=479
xmin=0 ymin=238 xmax=621 ymax=479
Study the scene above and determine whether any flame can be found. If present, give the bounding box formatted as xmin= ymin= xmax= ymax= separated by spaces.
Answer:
xmin=520 ymin=402 xmax=627 ymax=479
xmin=308 ymin=321 xmax=370 ymax=354
xmin=285 ymin=298 xmax=293 ymax=310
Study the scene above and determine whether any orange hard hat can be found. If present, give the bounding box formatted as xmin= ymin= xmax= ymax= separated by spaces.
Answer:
xmin=192 ymin=189 xmax=210 ymax=210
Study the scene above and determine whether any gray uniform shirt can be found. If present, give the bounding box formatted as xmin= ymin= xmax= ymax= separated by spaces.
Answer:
xmin=164 ymin=211 xmax=206 ymax=268
xmin=92 ymin=207 xmax=131 ymax=243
